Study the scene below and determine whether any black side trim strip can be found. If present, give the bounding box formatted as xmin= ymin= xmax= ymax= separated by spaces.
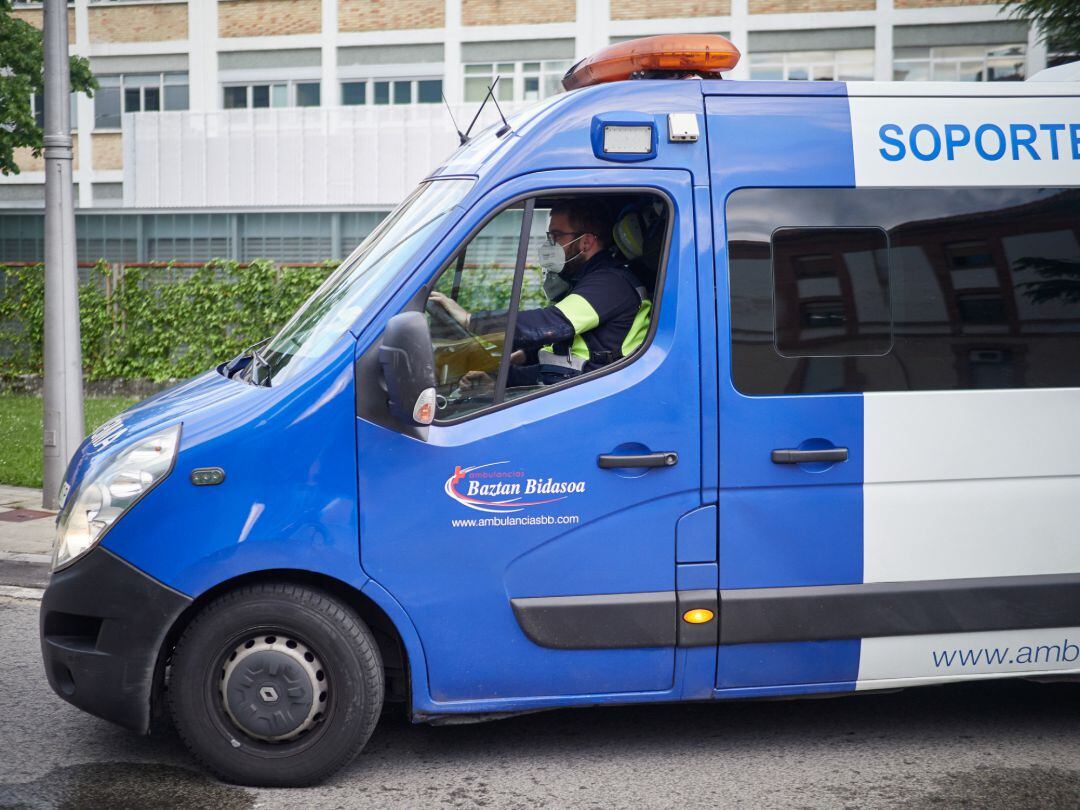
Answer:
xmin=510 ymin=574 xmax=1080 ymax=651
xmin=511 ymin=591 xmax=676 ymax=649
xmin=720 ymin=573 xmax=1080 ymax=645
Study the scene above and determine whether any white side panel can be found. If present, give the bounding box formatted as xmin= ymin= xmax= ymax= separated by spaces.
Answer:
xmin=849 ymin=95 xmax=1080 ymax=187
xmin=864 ymin=476 xmax=1080 ymax=582
xmin=857 ymin=626 xmax=1080 ymax=688
xmin=865 ymin=388 xmax=1080 ymax=483
xmin=863 ymin=388 xmax=1080 ymax=583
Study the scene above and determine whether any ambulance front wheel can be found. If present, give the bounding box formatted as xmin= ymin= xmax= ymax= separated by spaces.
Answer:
xmin=168 ymin=582 xmax=384 ymax=787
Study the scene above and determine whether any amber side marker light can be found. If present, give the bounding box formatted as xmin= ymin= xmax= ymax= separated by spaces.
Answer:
xmin=562 ymin=34 xmax=741 ymax=92
xmin=683 ymin=608 xmax=715 ymax=624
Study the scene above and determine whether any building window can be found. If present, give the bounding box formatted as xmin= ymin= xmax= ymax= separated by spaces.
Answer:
xmin=0 ymin=211 xmax=387 ymax=266
xmin=893 ymin=45 xmax=1026 ymax=82
xmin=341 ymin=78 xmax=443 ymax=106
xmin=1047 ymin=41 xmax=1080 ymax=68
xmin=417 ymin=79 xmax=442 ymax=103
xmin=748 ymin=49 xmax=875 ymax=81
xmin=296 ymin=82 xmax=320 ymax=107
xmin=31 ymin=92 xmax=78 ymax=130
xmin=125 ymin=76 xmax=161 ymax=114
xmin=342 ymin=82 xmax=366 ymax=105
xmin=164 ymin=74 xmax=189 ymax=110
xmin=464 ymin=60 xmax=571 ymax=103
xmin=95 ymin=73 xmax=189 ymax=130
xmin=222 ymin=81 xmax=321 ymax=109
xmin=771 ymin=227 xmax=891 ymax=358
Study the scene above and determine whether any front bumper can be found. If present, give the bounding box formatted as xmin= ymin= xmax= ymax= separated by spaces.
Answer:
xmin=40 ymin=547 xmax=191 ymax=733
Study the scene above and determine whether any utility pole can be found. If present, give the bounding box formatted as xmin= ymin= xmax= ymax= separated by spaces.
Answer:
xmin=42 ymin=0 xmax=84 ymax=510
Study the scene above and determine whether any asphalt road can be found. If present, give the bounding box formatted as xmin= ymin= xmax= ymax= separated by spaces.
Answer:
xmin=2 ymin=590 xmax=1079 ymax=810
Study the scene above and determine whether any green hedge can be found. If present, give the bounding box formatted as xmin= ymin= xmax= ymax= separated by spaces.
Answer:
xmin=0 ymin=260 xmax=334 ymax=382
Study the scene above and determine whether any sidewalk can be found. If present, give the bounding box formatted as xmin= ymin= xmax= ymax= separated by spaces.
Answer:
xmin=0 ymin=486 xmax=55 ymax=557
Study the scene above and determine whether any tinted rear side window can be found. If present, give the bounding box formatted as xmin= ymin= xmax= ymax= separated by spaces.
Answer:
xmin=772 ymin=226 xmax=891 ymax=358
xmin=727 ymin=187 xmax=1080 ymax=395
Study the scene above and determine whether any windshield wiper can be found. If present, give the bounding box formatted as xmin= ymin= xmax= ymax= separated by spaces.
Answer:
xmin=234 ymin=338 xmax=271 ymax=386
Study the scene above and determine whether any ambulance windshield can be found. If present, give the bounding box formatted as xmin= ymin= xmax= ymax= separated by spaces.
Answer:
xmin=259 ymin=177 xmax=474 ymax=385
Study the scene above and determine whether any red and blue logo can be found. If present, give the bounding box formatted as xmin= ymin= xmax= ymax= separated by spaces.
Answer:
xmin=444 ymin=462 xmax=586 ymax=513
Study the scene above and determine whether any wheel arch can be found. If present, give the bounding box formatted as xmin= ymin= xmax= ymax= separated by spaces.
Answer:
xmin=152 ymin=568 xmax=414 ymax=731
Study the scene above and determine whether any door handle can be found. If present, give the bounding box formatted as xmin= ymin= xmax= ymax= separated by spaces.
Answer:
xmin=598 ymin=451 xmax=679 ymax=469
xmin=771 ymin=448 xmax=848 ymax=464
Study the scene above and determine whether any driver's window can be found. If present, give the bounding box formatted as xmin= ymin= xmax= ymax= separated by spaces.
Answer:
xmin=425 ymin=192 xmax=667 ymax=422
xmin=426 ymin=204 xmax=528 ymax=421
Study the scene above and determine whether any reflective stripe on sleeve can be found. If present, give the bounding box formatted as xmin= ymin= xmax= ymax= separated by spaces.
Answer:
xmin=554 ymin=293 xmax=600 ymax=334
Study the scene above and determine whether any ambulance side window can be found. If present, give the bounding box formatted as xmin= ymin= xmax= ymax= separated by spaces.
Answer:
xmin=728 ymin=187 xmax=1080 ymax=395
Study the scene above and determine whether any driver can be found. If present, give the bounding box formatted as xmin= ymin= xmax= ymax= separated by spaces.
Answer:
xmin=430 ymin=199 xmax=650 ymax=391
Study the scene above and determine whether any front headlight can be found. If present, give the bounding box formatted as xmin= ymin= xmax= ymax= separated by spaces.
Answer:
xmin=53 ymin=424 xmax=181 ymax=571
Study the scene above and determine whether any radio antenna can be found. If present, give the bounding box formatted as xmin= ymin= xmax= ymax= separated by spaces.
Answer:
xmin=461 ymin=76 xmax=503 ymax=143
xmin=491 ymin=86 xmax=512 ymax=138
xmin=441 ymin=92 xmax=467 ymax=145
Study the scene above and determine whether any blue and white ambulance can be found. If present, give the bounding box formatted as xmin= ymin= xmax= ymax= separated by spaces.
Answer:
xmin=40 ymin=34 xmax=1080 ymax=786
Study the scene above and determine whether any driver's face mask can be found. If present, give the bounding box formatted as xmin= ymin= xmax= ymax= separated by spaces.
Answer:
xmin=539 ymin=233 xmax=585 ymax=301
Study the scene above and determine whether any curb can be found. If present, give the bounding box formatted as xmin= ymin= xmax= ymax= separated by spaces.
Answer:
xmin=0 ymin=551 xmax=50 ymax=591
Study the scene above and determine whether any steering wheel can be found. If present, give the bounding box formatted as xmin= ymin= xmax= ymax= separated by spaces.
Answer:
xmin=441 ymin=372 xmax=496 ymax=412
xmin=426 ymin=297 xmax=504 ymax=366
xmin=442 ymin=388 xmax=495 ymax=412
xmin=425 ymin=296 xmax=469 ymax=337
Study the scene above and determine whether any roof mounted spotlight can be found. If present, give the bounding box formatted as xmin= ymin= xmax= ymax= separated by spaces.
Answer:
xmin=562 ymin=34 xmax=741 ymax=92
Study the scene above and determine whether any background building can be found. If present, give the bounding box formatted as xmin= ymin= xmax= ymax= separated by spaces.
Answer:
xmin=0 ymin=0 xmax=1072 ymax=265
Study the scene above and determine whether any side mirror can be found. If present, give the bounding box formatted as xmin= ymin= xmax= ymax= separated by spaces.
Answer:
xmin=379 ymin=312 xmax=438 ymax=426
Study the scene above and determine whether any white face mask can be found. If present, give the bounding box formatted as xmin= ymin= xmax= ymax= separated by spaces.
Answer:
xmin=542 ymin=264 xmax=572 ymax=301
xmin=539 ymin=234 xmax=585 ymax=300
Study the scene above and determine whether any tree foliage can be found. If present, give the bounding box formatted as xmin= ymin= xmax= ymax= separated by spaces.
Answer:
xmin=1002 ymin=0 xmax=1080 ymax=56
xmin=0 ymin=0 xmax=96 ymax=176
xmin=1015 ymin=257 xmax=1080 ymax=304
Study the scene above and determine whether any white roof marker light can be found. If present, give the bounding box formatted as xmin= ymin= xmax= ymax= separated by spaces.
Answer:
xmin=667 ymin=113 xmax=699 ymax=143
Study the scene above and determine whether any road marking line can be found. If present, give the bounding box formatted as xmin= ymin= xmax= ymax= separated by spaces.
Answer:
xmin=0 ymin=585 xmax=44 ymax=601
xmin=0 ymin=551 xmax=51 ymax=564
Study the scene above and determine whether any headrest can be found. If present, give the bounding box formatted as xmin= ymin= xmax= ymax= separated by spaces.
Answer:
xmin=613 ymin=201 xmax=664 ymax=262
xmin=613 ymin=207 xmax=646 ymax=261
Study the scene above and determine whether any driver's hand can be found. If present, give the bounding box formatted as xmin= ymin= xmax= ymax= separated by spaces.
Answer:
xmin=458 ymin=370 xmax=494 ymax=392
xmin=429 ymin=291 xmax=471 ymax=330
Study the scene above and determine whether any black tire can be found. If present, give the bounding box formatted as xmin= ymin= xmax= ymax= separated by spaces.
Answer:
xmin=167 ymin=582 xmax=384 ymax=787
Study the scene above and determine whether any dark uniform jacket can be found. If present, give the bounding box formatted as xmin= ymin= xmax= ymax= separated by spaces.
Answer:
xmin=472 ymin=250 xmax=650 ymax=388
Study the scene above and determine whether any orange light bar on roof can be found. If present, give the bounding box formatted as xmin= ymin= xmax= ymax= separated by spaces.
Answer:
xmin=562 ymin=34 xmax=741 ymax=92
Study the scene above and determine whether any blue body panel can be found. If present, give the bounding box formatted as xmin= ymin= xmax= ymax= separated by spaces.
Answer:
xmin=716 ymin=639 xmax=861 ymax=698
xmin=59 ymin=78 xmax=881 ymax=718
xmin=356 ymin=167 xmax=704 ymax=709
xmin=62 ymin=370 xmax=246 ymax=504
xmin=100 ymin=334 xmax=368 ymax=598
xmin=676 ymin=505 xmax=716 ymax=564
xmin=705 ymin=91 xmax=863 ymax=693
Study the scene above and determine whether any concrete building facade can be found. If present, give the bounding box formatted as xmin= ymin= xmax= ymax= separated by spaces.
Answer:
xmin=0 ymin=0 xmax=1070 ymax=264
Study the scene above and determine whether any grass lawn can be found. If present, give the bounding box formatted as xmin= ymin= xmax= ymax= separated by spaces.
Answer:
xmin=0 ymin=395 xmax=139 ymax=489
